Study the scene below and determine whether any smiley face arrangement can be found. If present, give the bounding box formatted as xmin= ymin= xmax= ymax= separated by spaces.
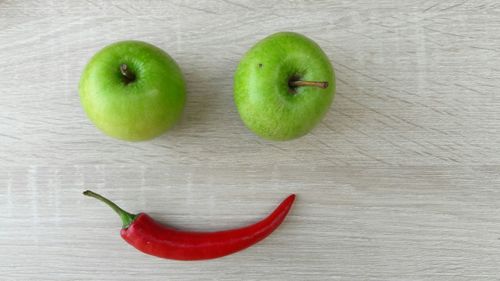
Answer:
xmin=80 ymin=33 xmax=334 ymax=260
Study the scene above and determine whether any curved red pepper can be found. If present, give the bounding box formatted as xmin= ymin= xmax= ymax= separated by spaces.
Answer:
xmin=83 ymin=190 xmax=295 ymax=260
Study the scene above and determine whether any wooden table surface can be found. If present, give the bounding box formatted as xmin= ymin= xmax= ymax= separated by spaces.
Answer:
xmin=1 ymin=0 xmax=500 ymax=280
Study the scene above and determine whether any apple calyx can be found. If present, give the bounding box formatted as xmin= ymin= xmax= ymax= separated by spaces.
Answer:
xmin=120 ymin=64 xmax=136 ymax=85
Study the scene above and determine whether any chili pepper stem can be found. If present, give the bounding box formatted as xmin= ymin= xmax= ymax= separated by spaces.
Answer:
xmin=83 ymin=190 xmax=137 ymax=229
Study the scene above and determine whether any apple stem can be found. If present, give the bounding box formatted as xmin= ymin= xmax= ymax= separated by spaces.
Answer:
xmin=120 ymin=64 xmax=136 ymax=84
xmin=289 ymin=80 xmax=329 ymax=89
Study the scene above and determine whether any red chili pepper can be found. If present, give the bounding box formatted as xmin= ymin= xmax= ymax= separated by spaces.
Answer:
xmin=83 ymin=190 xmax=295 ymax=260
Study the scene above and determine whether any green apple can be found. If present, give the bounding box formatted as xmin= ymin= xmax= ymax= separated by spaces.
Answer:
xmin=234 ymin=32 xmax=335 ymax=141
xmin=79 ymin=41 xmax=186 ymax=141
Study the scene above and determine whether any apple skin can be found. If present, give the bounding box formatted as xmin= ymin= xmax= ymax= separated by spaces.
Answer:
xmin=234 ymin=32 xmax=335 ymax=141
xmin=79 ymin=41 xmax=186 ymax=141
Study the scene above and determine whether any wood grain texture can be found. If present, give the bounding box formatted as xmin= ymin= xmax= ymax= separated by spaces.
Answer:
xmin=1 ymin=0 xmax=500 ymax=280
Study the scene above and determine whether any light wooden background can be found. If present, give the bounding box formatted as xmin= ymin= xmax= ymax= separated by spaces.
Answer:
xmin=1 ymin=0 xmax=500 ymax=280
